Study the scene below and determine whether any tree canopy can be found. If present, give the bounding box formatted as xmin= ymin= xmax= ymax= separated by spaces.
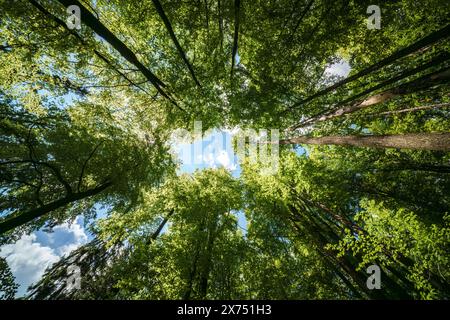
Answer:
xmin=0 ymin=0 xmax=449 ymax=300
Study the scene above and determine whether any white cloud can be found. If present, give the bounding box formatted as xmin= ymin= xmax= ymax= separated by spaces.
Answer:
xmin=203 ymin=151 xmax=216 ymax=167
xmin=50 ymin=219 xmax=88 ymax=257
xmin=325 ymin=60 xmax=351 ymax=77
xmin=0 ymin=234 xmax=59 ymax=296
xmin=0 ymin=217 xmax=89 ymax=297
xmin=216 ymin=150 xmax=237 ymax=171
xmin=173 ymin=128 xmax=240 ymax=173
xmin=201 ymin=149 xmax=237 ymax=171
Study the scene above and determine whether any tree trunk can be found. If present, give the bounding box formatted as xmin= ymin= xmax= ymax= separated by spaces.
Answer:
xmin=293 ymin=67 xmax=450 ymax=129
xmin=230 ymin=0 xmax=241 ymax=79
xmin=339 ymin=53 xmax=449 ymax=106
xmin=279 ymin=132 xmax=450 ymax=151
xmin=183 ymin=245 xmax=200 ymax=300
xmin=287 ymin=204 xmax=388 ymax=299
xmin=198 ymin=218 xmax=219 ymax=299
xmin=363 ymin=102 xmax=450 ymax=118
xmin=151 ymin=0 xmax=202 ymax=88
xmin=28 ymin=0 xmax=150 ymax=96
xmin=283 ymin=24 xmax=450 ymax=113
xmin=56 ymin=0 xmax=179 ymax=106
xmin=218 ymin=0 xmax=223 ymax=51
xmin=147 ymin=210 xmax=174 ymax=243
xmin=0 ymin=182 xmax=112 ymax=234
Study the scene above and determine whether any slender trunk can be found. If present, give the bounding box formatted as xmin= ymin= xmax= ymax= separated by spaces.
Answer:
xmin=294 ymin=67 xmax=450 ymax=129
xmin=363 ymin=102 xmax=450 ymax=118
xmin=28 ymin=0 xmax=150 ymax=96
xmin=0 ymin=182 xmax=112 ymax=234
xmin=151 ymin=0 xmax=202 ymax=88
xmin=56 ymin=0 xmax=179 ymax=106
xmin=287 ymin=205 xmax=386 ymax=299
xmin=230 ymin=0 xmax=240 ymax=79
xmin=337 ymin=53 xmax=449 ymax=107
xmin=199 ymin=219 xmax=218 ymax=299
xmin=147 ymin=210 xmax=174 ymax=243
xmin=300 ymin=205 xmax=410 ymax=298
xmin=279 ymin=132 xmax=450 ymax=151
xmin=284 ymin=0 xmax=314 ymax=44
xmin=283 ymin=24 xmax=450 ymax=112
xmin=183 ymin=216 xmax=208 ymax=300
xmin=332 ymin=265 xmax=364 ymax=299
xmin=218 ymin=0 xmax=223 ymax=51
xmin=292 ymin=189 xmax=360 ymax=233
xmin=183 ymin=245 xmax=200 ymax=300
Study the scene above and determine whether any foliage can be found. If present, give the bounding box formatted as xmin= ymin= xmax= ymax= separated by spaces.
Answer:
xmin=0 ymin=0 xmax=449 ymax=300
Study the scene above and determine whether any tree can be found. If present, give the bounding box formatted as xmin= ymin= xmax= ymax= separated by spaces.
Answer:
xmin=0 ymin=91 xmax=174 ymax=237
xmin=0 ymin=257 xmax=18 ymax=299
xmin=1 ymin=0 xmax=449 ymax=301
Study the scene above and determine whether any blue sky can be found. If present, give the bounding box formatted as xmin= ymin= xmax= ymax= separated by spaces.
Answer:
xmin=0 ymin=60 xmax=350 ymax=298
xmin=172 ymin=128 xmax=248 ymax=233
xmin=0 ymin=128 xmax=245 ymax=297
xmin=173 ymin=128 xmax=241 ymax=176
xmin=0 ymin=216 xmax=89 ymax=297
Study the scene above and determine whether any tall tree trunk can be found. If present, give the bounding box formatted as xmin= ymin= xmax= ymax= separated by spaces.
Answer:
xmin=218 ymin=0 xmax=223 ymax=51
xmin=151 ymin=0 xmax=202 ymax=88
xmin=147 ymin=210 xmax=175 ymax=244
xmin=287 ymin=205 xmax=388 ymax=299
xmin=363 ymin=102 xmax=450 ymax=118
xmin=198 ymin=219 xmax=218 ymax=299
xmin=230 ymin=0 xmax=241 ymax=79
xmin=56 ymin=0 xmax=180 ymax=106
xmin=28 ymin=0 xmax=151 ymax=96
xmin=183 ymin=216 xmax=209 ymax=300
xmin=0 ymin=182 xmax=112 ymax=234
xmin=291 ymin=188 xmax=360 ymax=233
xmin=279 ymin=132 xmax=450 ymax=151
xmin=282 ymin=24 xmax=450 ymax=113
xmin=292 ymin=201 xmax=413 ymax=299
xmin=183 ymin=244 xmax=201 ymax=300
xmin=292 ymin=67 xmax=450 ymax=129
xmin=337 ymin=53 xmax=449 ymax=106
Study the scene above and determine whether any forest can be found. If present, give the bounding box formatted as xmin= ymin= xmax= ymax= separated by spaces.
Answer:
xmin=0 ymin=0 xmax=449 ymax=300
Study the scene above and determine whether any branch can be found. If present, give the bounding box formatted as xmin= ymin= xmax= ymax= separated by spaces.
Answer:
xmin=29 ymin=0 xmax=183 ymax=111
xmin=284 ymin=0 xmax=314 ymax=44
xmin=281 ymin=24 xmax=450 ymax=114
xmin=0 ymin=181 xmax=112 ymax=234
xmin=56 ymin=0 xmax=177 ymax=101
xmin=151 ymin=0 xmax=202 ymax=88
xmin=77 ymin=141 xmax=103 ymax=192
xmin=289 ymin=66 xmax=450 ymax=130
xmin=38 ymin=162 xmax=73 ymax=195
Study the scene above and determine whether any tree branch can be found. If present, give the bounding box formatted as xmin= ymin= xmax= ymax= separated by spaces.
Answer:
xmin=77 ymin=141 xmax=103 ymax=192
